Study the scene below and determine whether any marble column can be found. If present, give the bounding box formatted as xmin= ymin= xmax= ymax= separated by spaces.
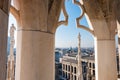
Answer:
xmin=15 ymin=30 xmax=55 ymax=80
xmin=0 ymin=0 xmax=9 ymax=79
xmin=95 ymin=39 xmax=117 ymax=80
xmin=14 ymin=0 xmax=62 ymax=80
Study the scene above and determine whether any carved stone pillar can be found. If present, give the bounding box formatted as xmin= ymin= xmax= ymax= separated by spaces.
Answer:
xmin=15 ymin=0 xmax=62 ymax=80
xmin=95 ymin=39 xmax=117 ymax=80
xmin=81 ymin=0 xmax=118 ymax=80
xmin=16 ymin=30 xmax=55 ymax=80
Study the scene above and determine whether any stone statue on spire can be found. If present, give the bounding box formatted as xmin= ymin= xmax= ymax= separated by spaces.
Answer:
xmin=10 ymin=24 xmax=16 ymax=49
xmin=77 ymin=32 xmax=83 ymax=80
xmin=6 ymin=24 xmax=16 ymax=80
xmin=10 ymin=24 xmax=16 ymax=38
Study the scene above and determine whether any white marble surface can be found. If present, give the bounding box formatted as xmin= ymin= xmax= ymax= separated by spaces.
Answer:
xmin=95 ymin=39 xmax=117 ymax=80
xmin=15 ymin=30 xmax=55 ymax=80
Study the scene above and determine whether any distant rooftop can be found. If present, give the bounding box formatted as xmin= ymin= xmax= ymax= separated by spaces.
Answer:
xmin=62 ymin=53 xmax=95 ymax=64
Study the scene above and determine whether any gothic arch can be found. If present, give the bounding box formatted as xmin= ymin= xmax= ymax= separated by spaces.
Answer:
xmin=57 ymin=0 xmax=94 ymax=36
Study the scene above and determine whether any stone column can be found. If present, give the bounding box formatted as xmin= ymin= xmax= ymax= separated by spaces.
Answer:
xmin=81 ymin=0 xmax=118 ymax=79
xmin=0 ymin=0 xmax=10 ymax=80
xmin=94 ymin=38 xmax=117 ymax=80
xmin=15 ymin=30 xmax=55 ymax=80
xmin=15 ymin=0 xmax=62 ymax=80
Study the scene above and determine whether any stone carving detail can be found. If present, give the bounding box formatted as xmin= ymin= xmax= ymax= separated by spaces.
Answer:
xmin=6 ymin=24 xmax=16 ymax=80
xmin=10 ymin=24 xmax=16 ymax=39
xmin=58 ymin=0 xmax=68 ymax=26
xmin=77 ymin=33 xmax=83 ymax=80
xmin=73 ymin=0 xmax=94 ymax=35
xmin=58 ymin=0 xmax=94 ymax=35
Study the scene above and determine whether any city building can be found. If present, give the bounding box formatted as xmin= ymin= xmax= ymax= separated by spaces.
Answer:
xmin=60 ymin=52 xmax=95 ymax=80
xmin=82 ymin=56 xmax=95 ymax=80
xmin=55 ymin=49 xmax=63 ymax=80
xmin=55 ymin=62 xmax=62 ymax=80
xmin=59 ymin=33 xmax=95 ymax=80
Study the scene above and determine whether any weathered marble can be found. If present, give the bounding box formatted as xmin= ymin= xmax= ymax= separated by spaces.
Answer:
xmin=95 ymin=39 xmax=117 ymax=80
xmin=15 ymin=30 xmax=55 ymax=80
xmin=81 ymin=0 xmax=118 ymax=80
xmin=0 ymin=0 xmax=119 ymax=80
xmin=0 ymin=9 xmax=8 ymax=80
xmin=14 ymin=0 xmax=62 ymax=80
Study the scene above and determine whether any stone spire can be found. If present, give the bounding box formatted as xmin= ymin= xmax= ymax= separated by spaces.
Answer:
xmin=6 ymin=24 xmax=16 ymax=80
xmin=10 ymin=24 xmax=16 ymax=55
xmin=77 ymin=33 xmax=83 ymax=80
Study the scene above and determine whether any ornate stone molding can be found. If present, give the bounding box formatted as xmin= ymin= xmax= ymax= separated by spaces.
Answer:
xmin=10 ymin=5 xmax=20 ymax=21
xmin=0 ymin=0 xmax=10 ymax=14
xmin=58 ymin=0 xmax=94 ymax=35
xmin=58 ymin=0 xmax=68 ymax=26
xmin=73 ymin=0 xmax=94 ymax=35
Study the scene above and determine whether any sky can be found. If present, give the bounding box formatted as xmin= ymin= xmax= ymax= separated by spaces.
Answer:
xmin=9 ymin=0 xmax=98 ymax=48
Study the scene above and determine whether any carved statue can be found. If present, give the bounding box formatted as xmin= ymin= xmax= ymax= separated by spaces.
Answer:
xmin=10 ymin=24 xmax=16 ymax=48
xmin=10 ymin=24 xmax=16 ymax=38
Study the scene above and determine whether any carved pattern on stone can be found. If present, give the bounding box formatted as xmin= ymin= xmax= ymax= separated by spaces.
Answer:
xmin=73 ymin=0 xmax=94 ymax=35
xmin=58 ymin=0 xmax=68 ymax=26
xmin=58 ymin=0 xmax=94 ymax=35
xmin=10 ymin=5 xmax=20 ymax=21
xmin=77 ymin=33 xmax=83 ymax=80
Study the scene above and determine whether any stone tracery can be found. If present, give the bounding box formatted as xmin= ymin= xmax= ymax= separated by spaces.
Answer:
xmin=58 ymin=0 xmax=68 ymax=26
xmin=58 ymin=0 xmax=94 ymax=35
xmin=73 ymin=0 xmax=94 ymax=35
